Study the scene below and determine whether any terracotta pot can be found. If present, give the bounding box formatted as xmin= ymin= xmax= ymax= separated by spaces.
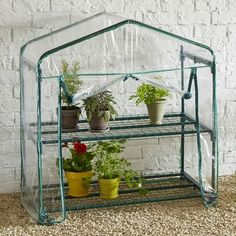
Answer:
xmin=61 ymin=106 xmax=80 ymax=130
xmin=146 ymin=100 xmax=166 ymax=125
xmin=65 ymin=170 xmax=92 ymax=197
xmin=89 ymin=111 xmax=110 ymax=132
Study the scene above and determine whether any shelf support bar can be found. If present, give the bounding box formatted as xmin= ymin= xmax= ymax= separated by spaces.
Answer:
xmin=180 ymin=45 xmax=185 ymax=174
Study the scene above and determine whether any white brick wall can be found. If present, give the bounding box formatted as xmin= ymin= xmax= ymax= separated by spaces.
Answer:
xmin=0 ymin=0 xmax=235 ymax=192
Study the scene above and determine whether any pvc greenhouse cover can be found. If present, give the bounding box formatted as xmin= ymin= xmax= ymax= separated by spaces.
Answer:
xmin=20 ymin=12 xmax=218 ymax=224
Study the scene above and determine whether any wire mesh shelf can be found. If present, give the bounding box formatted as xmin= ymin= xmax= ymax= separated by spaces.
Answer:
xmin=43 ymin=174 xmax=201 ymax=214
xmin=36 ymin=113 xmax=212 ymax=144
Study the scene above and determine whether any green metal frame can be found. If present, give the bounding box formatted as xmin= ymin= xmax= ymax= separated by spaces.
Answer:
xmin=20 ymin=14 xmax=218 ymax=225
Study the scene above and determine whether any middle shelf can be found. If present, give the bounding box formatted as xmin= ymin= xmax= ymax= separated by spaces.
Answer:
xmin=37 ymin=112 xmax=213 ymax=144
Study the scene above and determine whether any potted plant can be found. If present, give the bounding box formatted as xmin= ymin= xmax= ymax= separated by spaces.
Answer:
xmin=60 ymin=60 xmax=83 ymax=130
xmin=92 ymin=140 xmax=143 ymax=199
xmin=130 ymin=82 xmax=170 ymax=125
xmin=60 ymin=141 xmax=95 ymax=197
xmin=83 ymin=90 xmax=118 ymax=132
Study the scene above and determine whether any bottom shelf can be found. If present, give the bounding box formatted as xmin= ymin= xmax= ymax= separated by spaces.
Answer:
xmin=44 ymin=174 xmax=201 ymax=214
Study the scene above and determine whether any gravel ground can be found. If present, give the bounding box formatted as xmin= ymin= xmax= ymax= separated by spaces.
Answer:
xmin=0 ymin=175 xmax=235 ymax=236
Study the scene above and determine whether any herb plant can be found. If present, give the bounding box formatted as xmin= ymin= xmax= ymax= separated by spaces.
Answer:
xmin=83 ymin=90 xmax=118 ymax=122
xmin=92 ymin=140 xmax=144 ymax=190
xmin=60 ymin=60 xmax=83 ymax=106
xmin=130 ymin=83 xmax=170 ymax=105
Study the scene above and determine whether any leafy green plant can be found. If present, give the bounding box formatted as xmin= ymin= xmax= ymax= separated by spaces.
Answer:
xmin=59 ymin=142 xmax=95 ymax=172
xmin=91 ymin=140 xmax=144 ymax=191
xmin=130 ymin=83 xmax=170 ymax=105
xmin=83 ymin=90 xmax=118 ymax=122
xmin=60 ymin=60 xmax=83 ymax=106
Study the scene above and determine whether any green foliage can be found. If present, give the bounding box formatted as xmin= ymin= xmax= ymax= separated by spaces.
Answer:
xmin=83 ymin=91 xmax=118 ymax=122
xmin=92 ymin=140 xmax=145 ymax=191
xmin=60 ymin=60 xmax=83 ymax=106
xmin=130 ymin=83 xmax=170 ymax=105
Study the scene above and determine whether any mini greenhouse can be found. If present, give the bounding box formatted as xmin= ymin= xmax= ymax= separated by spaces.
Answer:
xmin=20 ymin=12 xmax=218 ymax=224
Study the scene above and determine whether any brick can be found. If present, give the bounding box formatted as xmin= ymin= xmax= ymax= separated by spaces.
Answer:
xmin=0 ymin=181 xmax=20 ymax=193
xmin=0 ymin=154 xmax=21 ymax=168
xmin=226 ymin=62 xmax=236 ymax=76
xmin=8 ymin=43 xmax=22 ymax=57
xmin=224 ymin=152 xmax=236 ymax=164
xmin=0 ymin=98 xmax=19 ymax=112
xmin=100 ymin=0 xmax=126 ymax=13
xmin=219 ymin=163 xmax=236 ymax=175
xmin=0 ymin=140 xmax=20 ymax=155
xmin=161 ymin=0 xmax=181 ymax=12
xmin=124 ymin=0 xmax=145 ymax=13
xmin=0 ymin=167 xmax=15 ymax=182
xmin=13 ymin=0 xmax=50 ymax=13
xmin=12 ymin=56 xmax=19 ymax=70
xmin=153 ymin=11 xmax=177 ymax=25
xmin=165 ymin=25 xmax=193 ymax=38
xmin=12 ymin=85 xmax=19 ymax=98
xmin=0 ymin=0 xmax=13 ymax=13
xmin=194 ymin=25 xmax=227 ymax=39
xmin=142 ymin=143 xmax=180 ymax=160
xmin=211 ymin=38 xmax=226 ymax=52
xmin=0 ymin=84 xmax=12 ymax=98
xmin=14 ymin=112 xmax=20 ymax=126
xmin=195 ymin=0 xmax=229 ymax=12
xmin=69 ymin=14 xmax=88 ymax=24
xmin=0 ymin=127 xmax=20 ymax=140
xmin=212 ymin=10 xmax=236 ymax=25
xmin=227 ymin=24 xmax=236 ymax=39
xmin=225 ymin=76 xmax=236 ymax=89
xmin=0 ymin=71 xmax=19 ymax=85
xmin=33 ymin=27 xmax=52 ymax=38
xmin=12 ymin=28 xmax=34 ymax=42
xmin=0 ymin=56 xmax=13 ymax=70
xmin=0 ymin=43 xmax=11 ymax=56
xmin=0 ymin=29 xmax=12 ymax=42
xmin=0 ymin=13 xmax=31 ymax=27
xmin=130 ymin=159 xmax=145 ymax=171
xmin=32 ymin=13 xmax=70 ymax=29
xmin=179 ymin=0 xmax=194 ymax=11
xmin=123 ymin=143 xmax=142 ymax=160
xmin=0 ymin=113 xmax=15 ymax=127
xmin=97 ymin=0 xmax=125 ymax=15
xmin=51 ymin=0 xmax=91 ymax=12
xmin=218 ymin=113 xmax=236 ymax=129
xmin=178 ymin=10 xmax=210 ymax=25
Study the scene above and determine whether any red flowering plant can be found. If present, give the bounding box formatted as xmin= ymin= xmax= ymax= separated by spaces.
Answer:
xmin=61 ymin=142 xmax=95 ymax=172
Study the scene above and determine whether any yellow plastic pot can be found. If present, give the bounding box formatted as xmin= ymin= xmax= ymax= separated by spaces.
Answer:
xmin=98 ymin=177 xmax=120 ymax=199
xmin=65 ymin=171 xmax=92 ymax=197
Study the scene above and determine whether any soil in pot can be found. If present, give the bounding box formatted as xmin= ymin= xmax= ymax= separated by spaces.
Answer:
xmin=89 ymin=111 xmax=110 ymax=132
xmin=61 ymin=106 xmax=80 ymax=131
xmin=98 ymin=177 xmax=120 ymax=199
xmin=146 ymin=100 xmax=166 ymax=125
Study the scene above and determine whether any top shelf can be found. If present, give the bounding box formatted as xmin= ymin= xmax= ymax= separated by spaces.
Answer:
xmin=37 ymin=113 xmax=213 ymax=144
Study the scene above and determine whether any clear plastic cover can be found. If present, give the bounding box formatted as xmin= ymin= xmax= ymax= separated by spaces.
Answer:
xmin=20 ymin=12 xmax=218 ymax=224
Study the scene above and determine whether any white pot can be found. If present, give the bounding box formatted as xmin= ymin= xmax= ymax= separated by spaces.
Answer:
xmin=146 ymin=100 xmax=166 ymax=125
